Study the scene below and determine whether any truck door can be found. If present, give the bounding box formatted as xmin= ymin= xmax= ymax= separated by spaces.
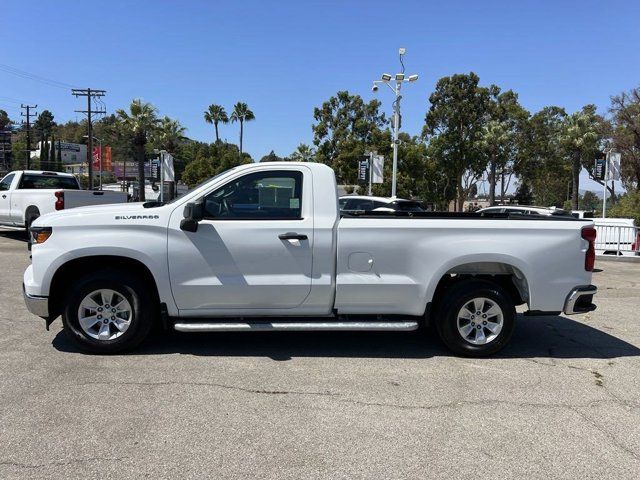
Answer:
xmin=0 ymin=173 xmax=15 ymax=223
xmin=167 ymin=167 xmax=314 ymax=314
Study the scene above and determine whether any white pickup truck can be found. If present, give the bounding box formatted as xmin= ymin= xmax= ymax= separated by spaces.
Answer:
xmin=23 ymin=162 xmax=598 ymax=356
xmin=0 ymin=170 xmax=127 ymax=230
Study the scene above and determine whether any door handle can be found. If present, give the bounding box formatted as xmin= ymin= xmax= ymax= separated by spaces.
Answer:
xmin=278 ymin=232 xmax=307 ymax=241
xmin=1 ymin=195 xmax=6 ymax=199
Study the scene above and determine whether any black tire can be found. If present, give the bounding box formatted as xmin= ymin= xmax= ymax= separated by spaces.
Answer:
xmin=61 ymin=269 xmax=155 ymax=354
xmin=434 ymin=278 xmax=516 ymax=357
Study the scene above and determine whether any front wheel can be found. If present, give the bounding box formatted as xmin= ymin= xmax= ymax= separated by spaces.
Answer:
xmin=435 ymin=279 xmax=516 ymax=357
xmin=62 ymin=270 xmax=155 ymax=354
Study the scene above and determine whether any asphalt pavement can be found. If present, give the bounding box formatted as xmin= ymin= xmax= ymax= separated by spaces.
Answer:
xmin=1 ymin=228 xmax=639 ymax=479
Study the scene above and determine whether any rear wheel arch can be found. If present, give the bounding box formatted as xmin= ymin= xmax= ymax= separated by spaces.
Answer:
xmin=429 ymin=261 xmax=530 ymax=313
xmin=48 ymin=255 xmax=160 ymax=321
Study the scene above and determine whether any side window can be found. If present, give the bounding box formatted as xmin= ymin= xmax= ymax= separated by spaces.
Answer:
xmin=0 ymin=173 xmax=15 ymax=191
xmin=347 ymin=198 xmax=373 ymax=212
xmin=203 ymin=170 xmax=303 ymax=220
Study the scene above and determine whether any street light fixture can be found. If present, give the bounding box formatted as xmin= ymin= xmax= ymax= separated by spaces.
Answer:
xmin=371 ymin=48 xmax=419 ymax=198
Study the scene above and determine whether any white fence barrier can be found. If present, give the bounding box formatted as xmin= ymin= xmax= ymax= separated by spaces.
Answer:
xmin=594 ymin=224 xmax=640 ymax=257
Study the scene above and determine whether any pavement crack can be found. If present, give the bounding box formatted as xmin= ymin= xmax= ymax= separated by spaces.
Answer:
xmin=567 ymin=407 xmax=640 ymax=462
xmin=75 ymin=380 xmax=338 ymax=397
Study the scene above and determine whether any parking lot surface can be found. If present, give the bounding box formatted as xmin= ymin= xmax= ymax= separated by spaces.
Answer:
xmin=1 ymin=228 xmax=639 ymax=479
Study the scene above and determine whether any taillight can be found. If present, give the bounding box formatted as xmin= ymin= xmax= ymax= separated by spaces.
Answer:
xmin=582 ymin=226 xmax=596 ymax=271
xmin=632 ymin=231 xmax=640 ymax=251
xmin=54 ymin=191 xmax=64 ymax=210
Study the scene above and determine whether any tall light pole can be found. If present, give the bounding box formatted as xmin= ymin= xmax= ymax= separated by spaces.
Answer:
xmin=371 ymin=48 xmax=418 ymax=198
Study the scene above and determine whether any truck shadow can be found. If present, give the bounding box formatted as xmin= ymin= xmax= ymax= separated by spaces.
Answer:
xmin=0 ymin=229 xmax=28 ymax=242
xmin=52 ymin=314 xmax=640 ymax=360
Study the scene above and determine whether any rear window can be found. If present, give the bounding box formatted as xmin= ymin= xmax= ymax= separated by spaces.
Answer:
xmin=18 ymin=174 xmax=79 ymax=190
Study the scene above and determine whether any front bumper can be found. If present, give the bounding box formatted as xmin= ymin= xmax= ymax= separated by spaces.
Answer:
xmin=563 ymin=285 xmax=597 ymax=315
xmin=23 ymin=283 xmax=49 ymax=318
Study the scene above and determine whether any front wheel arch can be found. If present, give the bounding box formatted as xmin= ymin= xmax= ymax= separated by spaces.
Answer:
xmin=48 ymin=255 xmax=160 ymax=322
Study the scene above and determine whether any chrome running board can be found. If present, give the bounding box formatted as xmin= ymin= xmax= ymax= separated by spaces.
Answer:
xmin=173 ymin=320 xmax=419 ymax=333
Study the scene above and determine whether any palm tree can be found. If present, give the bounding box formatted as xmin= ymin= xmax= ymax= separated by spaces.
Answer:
xmin=116 ymin=99 xmax=158 ymax=201
xmin=157 ymin=116 xmax=187 ymax=153
xmin=560 ymin=105 xmax=602 ymax=210
xmin=204 ymin=104 xmax=228 ymax=143
xmin=230 ymin=102 xmax=255 ymax=156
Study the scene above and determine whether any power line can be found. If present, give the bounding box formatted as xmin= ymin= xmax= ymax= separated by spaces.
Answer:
xmin=21 ymin=104 xmax=38 ymax=170
xmin=72 ymin=88 xmax=106 ymax=189
xmin=0 ymin=63 xmax=78 ymax=90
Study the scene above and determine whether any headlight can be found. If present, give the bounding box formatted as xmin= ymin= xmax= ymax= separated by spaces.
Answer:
xmin=30 ymin=227 xmax=52 ymax=245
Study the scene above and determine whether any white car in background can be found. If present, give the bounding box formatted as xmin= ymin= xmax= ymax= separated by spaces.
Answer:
xmin=339 ymin=195 xmax=425 ymax=214
xmin=0 ymin=170 xmax=128 ymax=231
xmin=478 ymin=205 xmax=572 ymax=217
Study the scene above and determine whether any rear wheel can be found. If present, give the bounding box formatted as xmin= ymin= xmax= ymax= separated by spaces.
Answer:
xmin=435 ymin=279 xmax=516 ymax=357
xmin=62 ymin=270 xmax=155 ymax=354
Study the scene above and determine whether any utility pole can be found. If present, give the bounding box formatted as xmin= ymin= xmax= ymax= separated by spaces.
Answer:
xmin=72 ymin=88 xmax=106 ymax=189
xmin=371 ymin=48 xmax=418 ymax=198
xmin=20 ymin=104 xmax=37 ymax=169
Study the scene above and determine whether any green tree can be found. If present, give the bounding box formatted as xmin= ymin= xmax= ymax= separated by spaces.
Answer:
xmin=580 ymin=190 xmax=600 ymax=211
xmin=479 ymin=90 xmax=529 ymax=205
xmin=230 ymin=102 xmax=255 ymax=157
xmin=48 ymin=133 xmax=56 ymax=170
xmin=609 ymin=86 xmax=640 ymax=190
xmin=559 ymin=105 xmax=603 ymax=210
xmin=514 ymin=181 xmax=533 ymax=205
xmin=34 ymin=110 xmax=56 ymax=171
xmin=182 ymin=142 xmax=252 ymax=187
xmin=55 ymin=140 xmax=63 ymax=171
xmin=516 ymin=106 xmax=569 ymax=206
xmin=204 ymin=104 xmax=229 ymax=143
xmin=0 ymin=109 xmax=11 ymax=129
xmin=156 ymin=116 xmax=187 ymax=153
xmin=259 ymin=150 xmax=282 ymax=162
xmin=116 ymin=99 xmax=159 ymax=201
xmin=312 ymin=91 xmax=386 ymax=184
xmin=424 ymin=73 xmax=494 ymax=211
xmin=34 ymin=110 xmax=56 ymax=142
xmin=287 ymin=143 xmax=316 ymax=162
xmin=608 ymin=190 xmax=640 ymax=224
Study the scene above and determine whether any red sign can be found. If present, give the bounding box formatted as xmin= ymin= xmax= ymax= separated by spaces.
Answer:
xmin=92 ymin=146 xmax=101 ymax=170
xmin=103 ymin=146 xmax=112 ymax=172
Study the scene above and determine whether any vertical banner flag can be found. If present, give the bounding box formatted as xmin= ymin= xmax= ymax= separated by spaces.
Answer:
xmin=92 ymin=146 xmax=101 ymax=170
xmin=163 ymin=153 xmax=175 ymax=182
xmin=102 ymin=146 xmax=113 ymax=172
xmin=358 ymin=155 xmax=369 ymax=181
xmin=607 ymin=152 xmax=622 ymax=181
xmin=372 ymin=155 xmax=384 ymax=184
xmin=594 ymin=152 xmax=606 ymax=181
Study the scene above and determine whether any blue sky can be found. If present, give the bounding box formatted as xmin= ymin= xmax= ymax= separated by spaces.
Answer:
xmin=2 ymin=0 xmax=639 ymax=192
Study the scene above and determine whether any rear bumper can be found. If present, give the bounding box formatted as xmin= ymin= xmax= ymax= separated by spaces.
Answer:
xmin=23 ymin=284 xmax=49 ymax=318
xmin=563 ymin=285 xmax=597 ymax=315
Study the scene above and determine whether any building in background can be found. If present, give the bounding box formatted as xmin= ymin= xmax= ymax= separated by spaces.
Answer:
xmin=30 ymin=141 xmax=87 ymax=167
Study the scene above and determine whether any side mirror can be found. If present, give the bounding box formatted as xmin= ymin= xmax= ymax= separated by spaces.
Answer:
xmin=180 ymin=199 xmax=205 ymax=232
